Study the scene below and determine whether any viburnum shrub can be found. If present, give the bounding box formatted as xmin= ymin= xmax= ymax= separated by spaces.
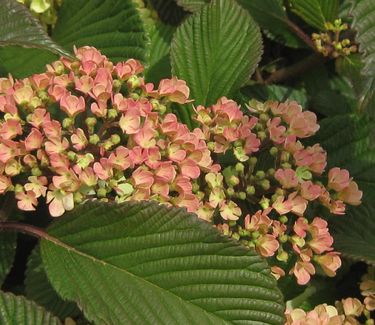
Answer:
xmin=0 ymin=47 xmax=362 ymax=286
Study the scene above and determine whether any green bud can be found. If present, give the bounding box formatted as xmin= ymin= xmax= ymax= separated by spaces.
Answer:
xmin=231 ymin=232 xmax=240 ymax=241
xmin=255 ymin=170 xmax=265 ymax=179
xmin=207 ymin=142 xmax=215 ymax=151
xmin=97 ymin=188 xmax=107 ymax=198
xmin=249 ymin=157 xmax=257 ymax=166
xmin=37 ymin=90 xmax=49 ymax=102
xmin=235 ymin=162 xmax=245 ymax=174
xmin=107 ymin=108 xmax=118 ymax=120
xmin=129 ymin=92 xmax=140 ymax=100
xmin=158 ymin=104 xmax=167 ymax=115
xmin=267 ymin=168 xmax=275 ymax=177
xmin=237 ymin=192 xmax=246 ymax=200
xmin=257 ymin=131 xmax=267 ymax=141
xmin=111 ymin=134 xmax=121 ymax=145
xmin=85 ymin=117 xmax=97 ymax=127
xmin=89 ymin=134 xmax=100 ymax=145
xmin=103 ymin=140 xmax=114 ymax=151
xmin=127 ymin=75 xmax=141 ymax=89
xmin=259 ymin=113 xmax=269 ymax=122
xmin=14 ymin=184 xmax=24 ymax=193
xmin=279 ymin=234 xmax=288 ymax=243
xmin=62 ymin=117 xmax=73 ymax=129
xmin=226 ymin=187 xmax=235 ymax=196
xmin=113 ymin=79 xmax=122 ymax=92
xmin=73 ymin=192 xmax=84 ymax=204
xmin=276 ymin=250 xmax=288 ymax=262
xmin=228 ymin=220 xmax=237 ymax=227
xmin=247 ymin=241 xmax=256 ymax=249
xmin=281 ymin=162 xmax=291 ymax=169
xmin=279 ymin=215 xmax=288 ymax=224
xmin=259 ymin=196 xmax=270 ymax=209
xmin=246 ymin=185 xmax=255 ymax=195
xmin=150 ymin=99 xmax=159 ymax=109
xmin=192 ymin=182 xmax=200 ymax=193
xmin=31 ymin=167 xmax=42 ymax=177
xmin=251 ymin=231 xmax=260 ymax=240
xmin=67 ymin=151 xmax=76 ymax=161
xmin=280 ymin=151 xmax=290 ymax=162
xmin=260 ymin=179 xmax=270 ymax=190
xmin=269 ymin=146 xmax=278 ymax=156
xmin=228 ymin=175 xmax=240 ymax=186
xmin=341 ymin=38 xmax=350 ymax=46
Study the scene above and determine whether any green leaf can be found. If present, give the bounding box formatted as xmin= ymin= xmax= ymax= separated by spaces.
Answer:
xmin=330 ymin=202 xmax=375 ymax=265
xmin=0 ymin=0 xmax=149 ymax=78
xmin=145 ymin=23 xmax=175 ymax=84
xmin=25 ymin=247 xmax=79 ymax=320
xmin=336 ymin=54 xmax=375 ymax=115
xmin=0 ymin=0 xmax=71 ymax=57
xmin=352 ymin=0 xmax=375 ymax=76
xmin=289 ymin=0 xmax=339 ymax=30
xmin=0 ymin=291 xmax=61 ymax=325
xmin=40 ymin=201 xmax=284 ymax=325
xmin=238 ymin=0 xmax=304 ymax=48
xmin=171 ymin=0 xmax=262 ymax=107
xmin=240 ymin=84 xmax=308 ymax=107
xmin=0 ymin=233 xmax=16 ymax=286
xmin=309 ymin=114 xmax=375 ymax=264
xmin=176 ymin=0 xmax=210 ymax=12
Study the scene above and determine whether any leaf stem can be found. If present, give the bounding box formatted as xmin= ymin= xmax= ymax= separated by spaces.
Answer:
xmin=285 ymin=19 xmax=316 ymax=51
xmin=265 ymin=54 xmax=324 ymax=84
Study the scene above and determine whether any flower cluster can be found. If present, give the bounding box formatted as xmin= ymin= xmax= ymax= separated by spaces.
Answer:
xmin=312 ymin=19 xmax=357 ymax=58
xmin=285 ymin=267 xmax=375 ymax=324
xmin=0 ymin=46 xmax=363 ymax=286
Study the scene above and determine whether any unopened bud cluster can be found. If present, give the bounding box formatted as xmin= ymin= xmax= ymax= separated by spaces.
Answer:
xmin=312 ymin=19 xmax=357 ymax=58
xmin=0 ymin=46 xmax=362 ymax=286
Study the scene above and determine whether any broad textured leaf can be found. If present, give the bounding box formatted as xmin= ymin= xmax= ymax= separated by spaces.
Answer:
xmin=309 ymin=114 xmax=375 ymax=264
xmin=240 ymin=84 xmax=308 ymax=107
xmin=145 ymin=23 xmax=175 ymax=84
xmin=289 ymin=0 xmax=339 ymax=30
xmin=40 ymin=201 xmax=284 ymax=325
xmin=0 ymin=233 xmax=16 ymax=286
xmin=171 ymin=0 xmax=262 ymax=106
xmin=176 ymin=0 xmax=209 ymax=12
xmin=0 ymin=291 xmax=61 ymax=325
xmin=0 ymin=0 xmax=70 ymax=57
xmin=0 ymin=0 xmax=148 ymax=78
xmin=336 ymin=54 xmax=375 ymax=115
xmin=238 ymin=0 xmax=304 ymax=48
xmin=330 ymin=202 xmax=375 ymax=265
xmin=352 ymin=0 xmax=375 ymax=76
xmin=25 ymin=247 xmax=79 ymax=320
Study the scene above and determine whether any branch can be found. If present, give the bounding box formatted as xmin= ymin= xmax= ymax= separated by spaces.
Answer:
xmin=286 ymin=19 xmax=316 ymax=51
xmin=265 ymin=54 xmax=324 ymax=84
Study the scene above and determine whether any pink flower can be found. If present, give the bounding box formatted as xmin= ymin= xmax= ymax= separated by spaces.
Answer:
xmin=60 ymin=93 xmax=86 ymax=117
xmin=180 ymin=158 xmax=200 ymax=179
xmin=289 ymin=111 xmax=319 ymax=138
xmin=158 ymin=77 xmax=190 ymax=104
xmin=293 ymin=217 xmax=309 ymax=237
xmin=288 ymin=192 xmax=307 ymax=216
xmin=272 ymin=195 xmax=292 ymax=215
xmin=46 ymin=187 xmax=74 ymax=217
xmin=119 ymin=109 xmax=141 ymax=134
xmin=256 ymin=234 xmax=279 ymax=257
xmin=24 ymin=128 xmax=43 ymax=151
xmin=133 ymin=126 xmax=156 ymax=148
xmin=328 ymin=167 xmax=351 ymax=192
xmin=244 ymin=133 xmax=260 ymax=154
xmin=131 ymin=167 xmax=154 ymax=189
xmin=71 ymin=128 xmax=88 ymax=151
xmin=154 ymin=162 xmax=176 ymax=183
xmin=267 ymin=117 xmax=286 ymax=144
xmin=28 ymin=108 xmax=51 ymax=128
xmin=300 ymin=181 xmax=322 ymax=200
xmin=75 ymin=75 xmax=94 ymax=94
xmin=0 ymin=140 xmax=19 ymax=163
xmin=0 ymin=175 xmax=12 ymax=194
xmin=93 ymin=158 xmax=113 ymax=180
xmin=0 ymin=119 xmax=22 ymax=140
xmin=114 ymin=59 xmax=144 ymax=79
xmin=16 ymin=190 xmax=38 ymax=211
xmin=337 ymin=181 xmax=362 ymax=205
xmin=44 ymin=137 xmax=69 ymax=155
xmin=108 ymin=146 xmax=132 ymax=170
xmin=219 ymin=200 xmax=241 ymax=220
xmin=24 ymin=176 xmax=47 ymax=198
xmin=275 ymin=168 xmax=299 ymax=189
xmin=294 ymin=144 xmax=327 ymax=174
xmin=315 ymin=252 xmax=341 ymax=277
xmin=174 ymin=193 xmax=200 ymax=212
xmin=292 ymin=261 xmax=315 ymax=285
xmin=13 ymin=85 xmax=34 ymax=105
xmin=90 ymin=101 xmax=107 ymax=117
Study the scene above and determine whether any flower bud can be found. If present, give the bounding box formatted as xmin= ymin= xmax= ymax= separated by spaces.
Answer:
xmin=255 ymin=170 xmax=265 ymax=180
xmin=127 ymin=75 xmax=141 ymax=89
xmin=257 ymin=131 xmax=267 ymax=141
xmin=259 ymin=113 xmax=269 ymax=122
xmin=235 ymin=162 xmax=245 ymax=174
xmin=246 ymin=185 xmax=255 ymax=195
xmin=110 ymin=134 xmax=121 ymax=145
xmin=31 ymin=167 xmax=42 ymax=177
xmin=113 ymin=79 xmax=122 ymax=92
xmin=249 ymin=157 xmax=257 ymax=166
xmin=85 ymin=117 xmax=97 ymax=127
xmin=107 ymin=108 xmax=118 ymax=119
xmin=63 ymin=117 xmax=73 ymax=129
xmin=226 ymin=187 xmax=235 ymax=196
xmin=277 ymin=250 xmax=288 ymax=262
xmin=232 ymin=232 xmax=240 ymax=240
xmin=14 ymin=184 xmax=24 ymax=193
xmin=269 ymin=147 xmax=278 ymax=156
xmin=67 ymin=151 xmax=76 ymax=161
xmin=228 ymin=175 xmax=240 ymax=186
xmin=97 ymin=188 xmax=107 ymax=198
xmin=259 ymin=196 xmax=270 ymax=209
xmin=260 ymin=179 xmax=270 ymax=190
xmin=89 ymin=134 xmax=100 ymax=145
xmin=73 ymin=192 xmax=83 ymax=204
xmin=237 ymin=192 xmax=246 ymax=200
xmin=279 ymin=215 xmax=288 ymax=224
